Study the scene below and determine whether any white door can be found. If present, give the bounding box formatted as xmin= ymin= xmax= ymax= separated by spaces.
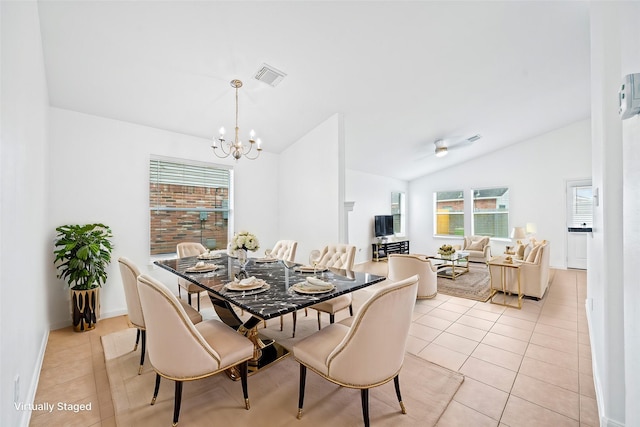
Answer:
xmin=566 ymin=179 xmax=592 ymax=269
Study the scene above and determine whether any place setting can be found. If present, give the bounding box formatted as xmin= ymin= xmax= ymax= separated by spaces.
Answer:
xmin=290 ymin=276 xmax=335 ymax=294
xmin=197 ymin=250 xmax=222 ymax=260
xmin=222 ymin=275 xmax=270 ymax=296
xmin=293 ymin=249 xmax=328 ymax=273
xmin=254 ymin=248 xmax=279 ymax=264
xmin=184 ymin=261 xmax=221 ymax=273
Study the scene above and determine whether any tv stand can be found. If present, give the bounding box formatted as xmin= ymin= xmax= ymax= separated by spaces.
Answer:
xmin=372 ymin=239 xmax=410 ymax=261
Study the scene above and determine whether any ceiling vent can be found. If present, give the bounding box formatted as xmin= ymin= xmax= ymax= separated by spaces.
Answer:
xmin=254 ymin=64 xmax=286 ymax=87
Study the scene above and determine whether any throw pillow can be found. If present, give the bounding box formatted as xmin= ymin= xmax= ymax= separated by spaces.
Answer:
xmin=468 ymin=240 xmax=484 ymax=251
xmin=526 ymin=244 xmax=541 ymax=263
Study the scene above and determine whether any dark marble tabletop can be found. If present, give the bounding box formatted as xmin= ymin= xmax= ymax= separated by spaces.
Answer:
xmin=154 ymin=254 xmax=386 ymax=321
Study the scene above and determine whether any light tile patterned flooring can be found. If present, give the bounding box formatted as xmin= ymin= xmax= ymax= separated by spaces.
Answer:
xmin=31 ymin=267 xmax=597 ymax=426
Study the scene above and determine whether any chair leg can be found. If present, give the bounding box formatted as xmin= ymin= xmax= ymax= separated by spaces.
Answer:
xmin=134 ymin=328 xmax=140 ymax=351
xmin=329 ymin=313 xmax=335 ymax=324
xmin=138 ymin=330 xmax=146 ymax=375
xmin=394 ymin=375 xmax=407 ymax=414
xmin=317 ymin=312 xmax=322 ymax=330
xmin=280 ymin=315 xmax=284 ymax=331
xmin=178 ymin=286 xmax=182 ymax=298
xmin=197 ymin=292 xmax=201 ymax=311
xmin=361 ymin=388 xmax=370 ymax=427
xmin=297 ymin=364 xmax=307 ymax=419
xmin=240 ymin=361 xmax=250 ymax=410
xmin=187 ymin=293 xmax=192 ymax=306
xmin=292 ymin=311 xmax=298 ymax=338
xmin=173 ymin=381 xmax=183 ymax=426
xmin=349 ymin=304 xmax=354 ymax=317
xmin=151 ymin=373 xmax=161 ymax=405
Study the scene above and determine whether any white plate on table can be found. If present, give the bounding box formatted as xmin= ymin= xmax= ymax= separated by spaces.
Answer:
xmin=291 ymin=281 xmax=335 ymax=294
xmin=294 ymin=265 xmax=328 ymax=273
xmin=185 ymin=264 xmax=220 ymax=273
xmin=255 ymin=258 xmax=278 ymax=263
xmin=197 ymin=253 xmax=222 ymax=260
xmin=224 ymin=279 xmax=267 ymax=291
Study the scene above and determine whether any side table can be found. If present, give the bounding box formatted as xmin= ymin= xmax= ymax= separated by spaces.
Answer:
xmin=487 ymin=257 xmax=523 ymax=309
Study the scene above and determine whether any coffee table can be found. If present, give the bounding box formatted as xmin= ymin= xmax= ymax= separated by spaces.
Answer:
xmin=428 ymin=252 xmax=470 ymax=280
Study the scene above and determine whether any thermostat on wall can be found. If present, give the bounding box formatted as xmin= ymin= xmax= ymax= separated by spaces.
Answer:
xmin=619 ymin=73 xmax=640 ymax=119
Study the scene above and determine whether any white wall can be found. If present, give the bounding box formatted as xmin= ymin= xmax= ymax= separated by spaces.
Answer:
xmin=279 ymin=114 xmax=342 ymax=263
xmin=346 ymin=169 xmax=408 ymax=264
xmin=590 ymin=2 xmax=640 ymax=426
xmin=0 ymin=1 xmax=51 ymax=425
xmin=47 ymin=108 xmax=280 ymax=328
xmin=409 ymin=120 xmax=591 ymax=269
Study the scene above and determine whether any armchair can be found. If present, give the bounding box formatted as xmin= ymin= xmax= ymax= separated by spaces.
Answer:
xmin=388 ymin=253 xmax=438 ymax=299
xmin=461 ymin=235 xmax=491 ymax=263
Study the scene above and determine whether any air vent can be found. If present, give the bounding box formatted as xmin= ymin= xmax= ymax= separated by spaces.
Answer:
xmin=254 ymin=64 xmax=286 ymax=87
xmin=468 ymin=134 xmax=482 ymax=142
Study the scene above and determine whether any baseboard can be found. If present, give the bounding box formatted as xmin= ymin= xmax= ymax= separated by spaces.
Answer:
xmin=19 ymin=329 xmax=49 ymax=427
xmin=585 ymin=300 xmax=625 ymax=427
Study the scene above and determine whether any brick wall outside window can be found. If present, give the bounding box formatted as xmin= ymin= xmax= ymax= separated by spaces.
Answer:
xmin=150 ymin=183 xmax=229 ymax=255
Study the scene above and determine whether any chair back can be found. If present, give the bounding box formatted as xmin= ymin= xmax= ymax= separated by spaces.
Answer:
xmin=177 ymin=242 xmax=207 ymax=258
xmin=318 ymin=244 xmax=356 ymax=270
xmin=271 ymin=240 xmax=298 ymax=262
xmin=137 ymin=274 xmax=222 ymax=378
xmin=118 ymin=257 xmax=145 ymax=329
xmin=326 ymin=275 xmax=418 ymax=385
xmin=388 ymin=254 xmax=437 ymax=298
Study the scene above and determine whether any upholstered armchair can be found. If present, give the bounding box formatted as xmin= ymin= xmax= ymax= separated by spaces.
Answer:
xmin=310 ymin=244 xmax=357 ymax=330
xmin=137 ymin=274 xmax=254 ymax=426
xmin=388 ymin=253 xmax=438 ymax=299
xmin=461 ymin=235 xmax=492 ymax=263
xmin=293 ymin=275 xmax=419 ymax=426
xmin=489 ymin=240 xmax=551 ymax=299
xmin=176 ymin=242 xmax=208 ymax=310
xmin=270 ymin=239 xmax=298 ymax=263
xmin=118 ymin=257 xmax=202 ymax=374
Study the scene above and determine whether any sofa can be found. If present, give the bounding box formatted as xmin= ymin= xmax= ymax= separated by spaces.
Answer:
xmin=460 ymin=235 xmax=492 ymax=263
xmin=489 ymin=240 xmax=551 ymax=299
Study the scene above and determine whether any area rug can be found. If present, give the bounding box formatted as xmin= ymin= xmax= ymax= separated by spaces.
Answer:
xmin=436 ymin=264 xmax=491 ymax=302
xmin=103 ymin=317 xmax=463 ymax=427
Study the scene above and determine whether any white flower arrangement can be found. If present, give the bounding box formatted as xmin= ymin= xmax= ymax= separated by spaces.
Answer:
xmin=230 ymin=231 xmax=260 ymax=252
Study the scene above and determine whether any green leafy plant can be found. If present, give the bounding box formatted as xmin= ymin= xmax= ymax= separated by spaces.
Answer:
xmin=54 ymin=223 xmax=114 ymax=290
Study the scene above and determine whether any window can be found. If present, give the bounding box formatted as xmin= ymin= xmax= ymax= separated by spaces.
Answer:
xmin=472 ymin=187 xmax=509 ymax=238
xmin=149 ymin=158 xmax=232 ymax=255
xmin=391 ymin=191 xmax=406 ymax=236
xmin=434 ymin=191 xmax=465 ymax=236
xmin=568 ymin=184 xmax=593 ymax=228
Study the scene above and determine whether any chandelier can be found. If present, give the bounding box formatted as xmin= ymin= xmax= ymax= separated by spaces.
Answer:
xmin=212 ymin=79 xmax=262 ymax=160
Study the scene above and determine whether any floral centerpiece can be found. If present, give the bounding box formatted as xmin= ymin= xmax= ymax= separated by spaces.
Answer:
xmin=437 ymin=244 xmax=456 ymax=257
xmin=230 ymin=231 xmax=260 ymax=252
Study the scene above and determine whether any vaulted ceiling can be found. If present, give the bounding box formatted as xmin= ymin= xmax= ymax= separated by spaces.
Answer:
xmin=37 ymin=1 xmax=591 ymax=181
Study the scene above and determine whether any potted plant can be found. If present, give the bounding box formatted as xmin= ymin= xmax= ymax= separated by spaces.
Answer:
xmin=54 ymin=223 xmax=114 ymax=331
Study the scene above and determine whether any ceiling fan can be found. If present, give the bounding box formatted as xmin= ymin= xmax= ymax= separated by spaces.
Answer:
xmin=430 ymin=134 xmax=482 ymax=158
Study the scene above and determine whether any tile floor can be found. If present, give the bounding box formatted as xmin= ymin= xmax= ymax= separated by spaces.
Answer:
xmin=31 ymin=267 xmax=597 ymax=426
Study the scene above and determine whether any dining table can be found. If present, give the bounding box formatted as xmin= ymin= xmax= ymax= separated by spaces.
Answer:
xmin=154 ymin=252 xmax=385 ymax=379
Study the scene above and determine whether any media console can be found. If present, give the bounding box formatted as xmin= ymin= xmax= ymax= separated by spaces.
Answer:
xmin=372 ymin=240 xmax=410 ymax=261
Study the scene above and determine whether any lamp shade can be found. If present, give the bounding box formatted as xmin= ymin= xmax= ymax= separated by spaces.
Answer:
xmin=510 ymin=227 xmax=526 ymax=239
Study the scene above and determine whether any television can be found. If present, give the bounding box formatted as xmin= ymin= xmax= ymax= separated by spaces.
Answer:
xmin=374 ymin=215 xmax=394 ymax=237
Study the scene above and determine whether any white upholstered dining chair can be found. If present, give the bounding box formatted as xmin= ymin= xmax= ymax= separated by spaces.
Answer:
xmin=388 ymin=253 xmax=438 ymax=299
xmin=137 ymin=273 xmax=254 ymax=426
xmin=118 ymin=257 xmax=203 ymax=374
xmin=176 ymin=241 xmax=208 ymax=311
xmin=270 ymin=239 xmax=298 ymax=263
xmin=293 ymin=275 xmax=419 ymax=426
xmin=309 ymin=243 xmax=357 ymax=326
